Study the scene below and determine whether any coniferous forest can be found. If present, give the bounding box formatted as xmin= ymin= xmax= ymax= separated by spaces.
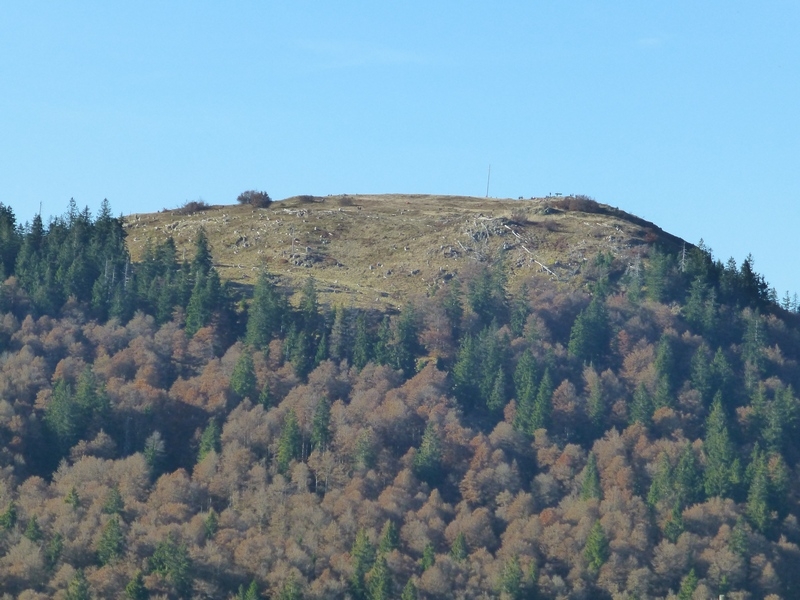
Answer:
xmin=1 ymin=199 xmax=800 ymax=599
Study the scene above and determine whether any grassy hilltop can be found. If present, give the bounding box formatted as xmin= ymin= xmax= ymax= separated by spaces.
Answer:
xmin=124 ymin=194 xmax=684 ymax=309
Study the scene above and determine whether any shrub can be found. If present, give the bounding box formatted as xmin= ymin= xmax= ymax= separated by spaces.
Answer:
xmin=175 ymin=200 xmax=211 ymax=215
xmin=237 ymin=190 xmax=272 ymax=208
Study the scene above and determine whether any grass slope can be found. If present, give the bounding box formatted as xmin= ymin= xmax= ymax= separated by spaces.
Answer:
xmin=124 ymin=194 xmax=685 ymax=308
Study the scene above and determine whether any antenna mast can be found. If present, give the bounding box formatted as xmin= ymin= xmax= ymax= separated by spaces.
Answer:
xmin=485 ymin=164 xmax=491 ymax=198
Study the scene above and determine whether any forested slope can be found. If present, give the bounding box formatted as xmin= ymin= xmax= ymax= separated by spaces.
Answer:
xmin=0 ymin=198 xmax=799 ymax=599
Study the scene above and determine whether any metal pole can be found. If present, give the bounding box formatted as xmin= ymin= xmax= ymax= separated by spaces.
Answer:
xmin=486 ymin=164 xmax=491 ymax=198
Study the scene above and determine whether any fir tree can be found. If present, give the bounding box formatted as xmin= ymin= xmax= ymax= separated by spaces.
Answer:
xmin=125 ymin=570 xmax=148 ymax=600
xmin=24 ymin=515 xmax=42 ymax=542
xmin=352 ymin=312 xmax=372 ymax=370
xmin=704 ymin=393 xmax=738 ymax=499
xmin=499 ymin=554 xmax=523 ymax=599
xmin=366 ymin=554 xmax=392 ymax=600
xmin=143 ymin=431 xmax=166 ymax=475
xmin=246 ymin=271 xmax=287 ymax=349
xmin=580 ymin=452 xmax=602 ymax=500
xmin=629 ymin=382 xmax=653 ymax=426
xmin=487 ymin=368 xmax=508 ymax=413
xmin=45 ymin=533 xmax=64 ymax=570
xmin=277 ymin=410 xmax=302 ymax=472
xmin=378 ymin=519 xmax=399 ymax=553
xmin=413 ymin=422 xmax=442 ymax=485
xmin=401 ymin=579 xmax=418 ymax=600
xmin=0 ymin=501 xmax=16 ymax=530
xmin=567 ymin=296 xmax=609 ymax=363
xmin=450 ymin=531 xmax=468 ymax=561
xmin=65 ymin=486 xmax=80 ymax=509
xmin=350 ymin=528 xmax=376 ymax=600
xmin=236 ymin=580 xmax=259 ymax=600
xmin=677 ymin=568 xmax=698 ymax=600
xmin=584 ymin=521 xmax=609 ymax=575
xmin=204 ymin=509 xmax=219 ymax=539
xmin=103 ymin=486 xmax=124 ymax=515
xmin=97 ymin=515 xmax=125 ymax=565
xmin=275 ymin=575 xmax=302 ymax=600
xmin=674 ymin=443 xmax=703 ymax=507
xmin=197 ymin=419 xmax=221 ymax=463
xmin=65 ymin=568 xmax=91 ymax=600
xmin=230 ymin=346 xmax=258 ymax=401
xmin=746 ymin=444 xmax=771 ymax=533
xmin=311 ymin=398 xmax=331 ymax=452
xmin=420 ymin=542 xmax=435 ymax=571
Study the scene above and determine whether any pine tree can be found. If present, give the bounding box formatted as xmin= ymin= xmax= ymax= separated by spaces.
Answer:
xmin=647 ymin=452 xmax=674 ymax=508
xmin=580 ymin=452 xmax=602 ymax=500
xmin=584 ymin=521 xmax=609 ymax=575
xmin=391 ymin=303 xmax=419 ymax=377
xmin=0 ymin=501 xmax=16 ymax=530
xmin=191 ymin=227 xmax=212 ymax=276
xmin=230 ymin=346 xmax=258 ymax=401
xmin=143 ymin=431 xmax=166 ymax=475
xmin=149 ymin=535 xmax=193 ymax=598
xmin=277 ymin=410 xmax=302 ymax=473
xmin=97 ymin=515 xmax=125 ymax=565
xmin=567 ymin=297 xmax=609 ymax=363
xmin=329 ymin=305 xmax=348 ymax=362
xmin=125 ymin=570 xmax=148 ymax=600
xmin=662 ymin=503 xmax=684 ymax=543
xmin=529 ymin=368 xmax=553 ymax=433
xmin=453 ymin=333 xmax=480 ymax=410
xmin=487 ymin=368 xmax=508 ymax=413
xmin=65 ymin=486 xmax=80 ymax=509
xmin=237 ymin=580 xmax=259 ymax=600
xmin=45 ymin=533 xmax=64 ymax=570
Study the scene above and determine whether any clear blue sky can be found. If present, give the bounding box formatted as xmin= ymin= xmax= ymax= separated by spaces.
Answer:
xmin=2 ymin=2 xmax=798 ymax=295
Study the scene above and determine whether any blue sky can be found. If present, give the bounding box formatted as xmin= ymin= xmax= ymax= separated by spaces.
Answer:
xmin=1 ymin=2 xmax=798 ymax=295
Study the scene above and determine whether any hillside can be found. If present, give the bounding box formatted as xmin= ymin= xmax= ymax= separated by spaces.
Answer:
xmin=0 ymin=195 xmax=798 ymax=599
xmin=124 ymin=194 xmax=685 ymax=308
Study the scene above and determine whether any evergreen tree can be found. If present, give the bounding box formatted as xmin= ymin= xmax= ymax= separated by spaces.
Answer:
xmin=584 ymin=521 xmax=609 ymax=575
xmin=487 ymin=368 xmax=508 ymax=413
xmin=690 ymin=342 xmax=713 ymax=404
xmin=510 ymin=286 xmax=530 ymax=337
xmin=329 ymin=305 xmax=348 ymax=362
xmin=647 ymin=452 xmax=674 ymax=508
xmin=401 ymin=579 xmax=418 ymax=600
xmin=65 ymin=568 xmax=91 ymax=600
xmin=674 ymin=443 xmax=703 ymax=507
xmin=629 ymin=382 xmax=653 ymax=426
xmin=450 ymin=531 xmax=468 ymax=561
xmin=65 ymin=486 xmax=80 ymax=509
xmin=45 ymin=533 xmax=64 ymax=570
xmin=197 ymin=419 xmax=221 ymax=463
xmin=378 ymin=519 xmax=399 ymax=553
xmin=391 ymin=303 xmax=420 ymax=376
xmin=703 ymin=393 xmax=739 ymax=498
xmin=246 ymin=271 xmax=287 ymax=349
xmin=352 ymin=312 xmax=372 ymax=370
xmin=44 ymin=379 xmax=80 ymax=453
xmin=413 ymin=422 xmax=442 ymax=485
xmin=662 ymin=503 xmax=684 ymax=543
xmin=97 ymin=515 xmax=125 ymax=565
xmin=420 ymin=542 xmax=435 ymax=571
xmin=529 ymin=368 xmax=553 ymax=433
xmin=125 ymin=570 xmax=148 ymax=600
xmin=275 ymin=575 xmax=302 ymax=600
xmin=230 ymin=346 xmax=258 ymax=401
xmin=677 ymin=568 xmax=698 ymax=600
xmin=311 ymin=398 xmax=331 ymax=452
xmin=373 ymin=316 xmax=392 ymax=366
xmin=236 ymin=580 xmax=259 ymax=600
xmin=103 ymin=486 xmax=124 ymax=515
xmin=453 ymin=333 xmax=480 ymax=410
xmin=24 ymin=515 xmax=42 ymax=542
xmin=580 ymin=452 xmax=602 ymax=500
xmin=0 ymin=501 xmax=16 ymax=530
xmin=149 ymin=535 xmax=193 ymax=598
xmin=366 ymin=554 xmax=392 ymax=600
xmin=350 ymin=528 xmax=376 ymax=600
xmin=277 ymin=410 xmax=302 ymax=472
xmin=191 ymin=227 xmax=212 ymax=276
xmin=143 ymin=431 xmax=166 ymax=475
xmin=568 ymin=297 xmax=610 ymax=363
xmin=499 ymin=555 xmax=523 ymax=600
xmin=204 ymin=509 xmax=219 ymax=539
xmin=746 ymin=444 xmax=771 ymax=533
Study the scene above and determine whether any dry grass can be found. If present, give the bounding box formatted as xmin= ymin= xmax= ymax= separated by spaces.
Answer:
xmin=124 ymin=194 xmax=683 ymax=309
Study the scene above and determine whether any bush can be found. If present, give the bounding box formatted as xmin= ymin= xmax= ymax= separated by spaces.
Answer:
xmin=237 ymin=190 xmax=272 ymax=208
xmin=175 ymin=200 xmax=211 ymax=215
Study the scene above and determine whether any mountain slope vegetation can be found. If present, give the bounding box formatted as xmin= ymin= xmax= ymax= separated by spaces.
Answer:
xmin=0 ymin=195 xmax=798 ymax=599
